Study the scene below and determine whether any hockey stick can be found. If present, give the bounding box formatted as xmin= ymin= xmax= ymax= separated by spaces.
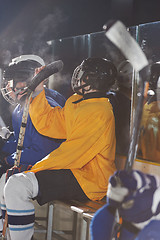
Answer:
xmin=104 ymin=20 xmax=149 ymax=171
xmin=103 ymin=20 xmax=150 ymax=240
xmin=2 ymin=60 xmax=63 ymax=239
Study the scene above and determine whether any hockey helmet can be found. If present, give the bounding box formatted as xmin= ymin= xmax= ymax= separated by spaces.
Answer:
xmin=71 ymin=57 xmax=117 ymax=95
xmin=1 ymin=55 xmax=45 ymax=105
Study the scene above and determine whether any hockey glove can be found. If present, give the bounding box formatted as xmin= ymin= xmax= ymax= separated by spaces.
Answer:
xmin=6 ymin=164 xmax=32 ymax=181
xmin=107 ymin=170 xmax=137 ymax=207
xmin=0 ymin=127 xmax=12 ymax=139
xmin=107 ymin=170 xmax=160 ymax=226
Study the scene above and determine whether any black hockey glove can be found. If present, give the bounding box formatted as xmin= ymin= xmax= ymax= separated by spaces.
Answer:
xmin=6 ymin=164 xmax=32 ymax=181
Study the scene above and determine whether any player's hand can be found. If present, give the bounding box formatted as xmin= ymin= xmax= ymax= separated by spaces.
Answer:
xmin=107 ymin=170 xmax=137 ymax=207
xmin=0 ymin=127 xmax=12 ymax=139
xmin=34 ymin=66 xmax=46 ymax=92
xmin=107 ymin=170 xmax=160 ymax=224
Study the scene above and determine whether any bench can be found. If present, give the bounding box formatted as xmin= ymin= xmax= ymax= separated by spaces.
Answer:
xmin=34 ymin=198 xmax=106 ymax=240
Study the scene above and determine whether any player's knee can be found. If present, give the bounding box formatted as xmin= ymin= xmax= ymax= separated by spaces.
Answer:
xmin=4 ymin=174 xmax=26 ymax=201
xmin=0 ymin=173 xmax=6 ymax=200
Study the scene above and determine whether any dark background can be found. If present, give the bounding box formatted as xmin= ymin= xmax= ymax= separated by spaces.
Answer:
xmin=0 ymin=0 xmax=160 ymax=66
xmin=0 ymin=0 xmax=160 ymax=144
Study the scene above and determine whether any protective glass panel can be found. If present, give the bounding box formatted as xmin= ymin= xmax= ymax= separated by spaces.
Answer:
xmin=136 ymin=21 xmax=160 ymax=163
xmin=50 ymin=28 xmax=137 ymax=157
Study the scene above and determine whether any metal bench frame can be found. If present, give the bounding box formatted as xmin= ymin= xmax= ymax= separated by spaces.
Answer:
xmin=39 ymin=199 xmax=106 ymax=240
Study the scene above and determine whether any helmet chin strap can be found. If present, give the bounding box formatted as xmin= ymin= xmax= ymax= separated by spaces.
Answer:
xmin=11 ymin=87 xmax=27 ymax=105
xmin=75 ymin=82 xmax=92 ymax=95
xmin=82 ymin=85 xmax=92 ymax=95
xmin=14 ymin=87 xmax=28 ymax=96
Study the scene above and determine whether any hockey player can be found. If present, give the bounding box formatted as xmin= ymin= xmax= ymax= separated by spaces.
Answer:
xmin=0 ymin=55 xmax=66 ymax=170
xmin=0 ymin=54 xmax=66 ymax=235
xmin=91 ymin=168 xmax=160 ymax=240
xmin=138 ymin=61 xmax=160 ymax=162
xmin=1 ymin=57 xmax=117 ymax=240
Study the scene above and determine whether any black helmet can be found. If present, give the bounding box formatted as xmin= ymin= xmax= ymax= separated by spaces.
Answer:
xmin=71 ymin=57 xmax=117 ymax=95
xmin=1 ymin=55 xmax=45 ymax=105
xmin=150 ymin=61 xmax=160 ymax=90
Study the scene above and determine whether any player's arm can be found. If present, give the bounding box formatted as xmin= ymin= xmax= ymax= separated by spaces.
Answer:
xmin=29 ymin=89 xmax=66 ymax=139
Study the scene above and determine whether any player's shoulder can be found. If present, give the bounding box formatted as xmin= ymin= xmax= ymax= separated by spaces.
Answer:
xmin=65 ymin=93 xmax=81 ymax=103
xmin=45 ymin=88 xmax=66 ymax=105
xmin=45 ymin=88 xmax=63 ymax=98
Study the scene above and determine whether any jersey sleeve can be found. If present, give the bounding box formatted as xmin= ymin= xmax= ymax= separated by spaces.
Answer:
xmin=29 ymin=89 xmax=66 ymax=139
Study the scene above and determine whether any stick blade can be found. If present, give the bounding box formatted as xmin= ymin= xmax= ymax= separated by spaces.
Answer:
xmin=104 ymin=20 xmax=148 ymax=72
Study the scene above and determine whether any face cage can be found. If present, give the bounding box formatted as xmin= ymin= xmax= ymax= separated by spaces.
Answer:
xmin=71 ymin=66 xmax=85 ymax=95
xmin=1 ymin=79 xmax=28 ymax=105
xmin=1 ymin=78 xmax=16 ymax=105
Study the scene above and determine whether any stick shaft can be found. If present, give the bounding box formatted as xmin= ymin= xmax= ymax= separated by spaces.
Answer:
xmin=125 ymin=69 xmax=147 ymax=170
xmin=2 ymin=212 xmax=8 ymax=239
xmin=14 ymin=92 xmax=33 ymax=166
xmin=2 ymin=91 xmax=32 ymax=238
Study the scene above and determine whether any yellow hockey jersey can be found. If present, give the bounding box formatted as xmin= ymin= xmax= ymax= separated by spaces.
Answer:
xmin=29 ymin=90 xmax=116 ymax=200
xmin=138 ymin=101 xmax=160 ymax=162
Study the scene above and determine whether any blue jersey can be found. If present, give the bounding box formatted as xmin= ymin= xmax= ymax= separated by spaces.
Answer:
xmin=2 ymin=88 xmax=66 ymax=166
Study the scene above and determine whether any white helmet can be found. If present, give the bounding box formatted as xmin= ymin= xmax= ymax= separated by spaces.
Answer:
xmin=1 ymin=55 xmax=45 ymax=105
xmin=9 ymin=55 xmax=45 ymax=67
